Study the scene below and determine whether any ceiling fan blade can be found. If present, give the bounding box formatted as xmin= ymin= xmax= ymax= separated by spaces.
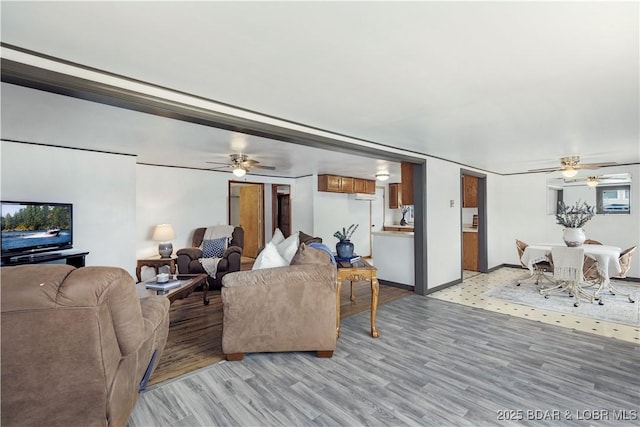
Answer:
xmin=205 ymin=161 xmax=231 ymax=166
xmin=576 ymin=162 xmax=618 ymax=170
xmin=250 ymin=164 xmax=276 ymax=170
xmin=527 ymin=167 xmax=562 ymax=173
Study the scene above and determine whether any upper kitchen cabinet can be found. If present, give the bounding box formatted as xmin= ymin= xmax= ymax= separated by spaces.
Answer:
xmin=401 ymin=162 xmax=414 ymax=205
xmin=389 ymin=183 xmax=402 ymax=209
xmin=353 ymin=178 xmax=376 ymax=194
xmin=463 ymin=175 xmax=478 ymax=208
xmin=318 ymin=175 xmax=375 ymax=194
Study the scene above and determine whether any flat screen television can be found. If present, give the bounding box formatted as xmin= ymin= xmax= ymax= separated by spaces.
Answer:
xmin=1 ymin=201 xmax=73 ymax=259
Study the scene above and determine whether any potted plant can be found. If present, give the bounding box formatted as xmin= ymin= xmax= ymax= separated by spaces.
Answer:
xmin=399 ymin=204 xmax=410 ymax=226
xmin=555 ymin=200 xmax=595 ymax=247
xmin=333 ymin=224 xmax=359 ymax=258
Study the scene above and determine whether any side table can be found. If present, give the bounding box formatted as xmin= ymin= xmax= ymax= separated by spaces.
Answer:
xmin=336 ymin=258 xmax=380 ymax=338
xmin=136 ymin=255 xmax=177 ymax=282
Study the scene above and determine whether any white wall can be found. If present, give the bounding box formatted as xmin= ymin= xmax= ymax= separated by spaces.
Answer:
xmin=291 ymin=175 xmax=314 ymax=236
xmin=425 ymin=158 xmax=464 ymax=288
xmin=1 ymin=141 xmax=137 ymax=272
xmin=312 ymin=174 xmax=372 ymax=256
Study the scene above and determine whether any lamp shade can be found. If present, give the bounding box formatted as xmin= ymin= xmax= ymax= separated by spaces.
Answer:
xmin=562 ymin=167 xmax=578 ymax=178
xmin=233 ymin=167 xmax=247 ymax=177
xmin=152 ymin=224 xmax=176 ymax=241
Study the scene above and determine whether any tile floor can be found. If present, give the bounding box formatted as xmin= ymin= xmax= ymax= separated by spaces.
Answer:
xmin=428 ymin=267 xmax=640 ymax=343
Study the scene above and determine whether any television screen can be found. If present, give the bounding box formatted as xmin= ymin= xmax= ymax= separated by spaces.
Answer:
xmin=1 ymin=201 xmax=73 ymax=257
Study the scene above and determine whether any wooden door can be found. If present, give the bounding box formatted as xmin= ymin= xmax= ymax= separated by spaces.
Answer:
xmin=278 ymin=194 xmax=291 ymax=237
xmin=239 ymin=185 xmax=263 ymax=258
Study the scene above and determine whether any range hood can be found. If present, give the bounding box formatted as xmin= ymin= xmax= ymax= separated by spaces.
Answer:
xmin=352 ymin=193 xmax=377 ymax=201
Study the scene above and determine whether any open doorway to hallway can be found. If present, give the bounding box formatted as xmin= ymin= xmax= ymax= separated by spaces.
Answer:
xmin=272 ymin=184 xmax=291 ymax=238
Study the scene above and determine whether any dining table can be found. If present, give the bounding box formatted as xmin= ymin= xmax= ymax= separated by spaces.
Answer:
xmin=521 ymin=243 xmax=624 ymax=302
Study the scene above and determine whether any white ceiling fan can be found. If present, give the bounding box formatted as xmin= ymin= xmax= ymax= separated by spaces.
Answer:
xmin=562 ymin=173 xmax=630 ymax=187
xmin=528 ymin=156 xmax=617 ymax=178
xmin=206 ymin=153 xmax=276 ymax=177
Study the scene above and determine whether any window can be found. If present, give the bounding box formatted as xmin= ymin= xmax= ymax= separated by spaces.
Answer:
xmin=596 ymin=185 xmax=630 ymax=214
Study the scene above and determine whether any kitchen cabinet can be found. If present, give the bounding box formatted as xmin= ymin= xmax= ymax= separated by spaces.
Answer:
xmin=389 ymin=183 xmax=402 ymax=209
xmin=318 ymin=175 xmax=352 ymax=193
xmin=365 ymin=179 xmax=376 ymax=194
xmin=463 ymin=175 xmax=478 ymax=208
xmin=463 ymin=231 xmax=478 ymax=271
xmin=318 ymin=175 xmax=375 ymax=194
xmin=401 ymin=162 xmax=414 ymax=205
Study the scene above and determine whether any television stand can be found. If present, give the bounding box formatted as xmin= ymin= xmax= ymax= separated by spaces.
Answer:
xmin=2 ymin=251 xmax=89 ymax=268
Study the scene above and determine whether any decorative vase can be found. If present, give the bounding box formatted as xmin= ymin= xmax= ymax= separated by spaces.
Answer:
xmin=400 ymin=215 xmax=407 ymax=226
xmin=336 ymin=240 xmax=354 ymax=258
xmin=563 ymin=228 xmax=585 ymax=247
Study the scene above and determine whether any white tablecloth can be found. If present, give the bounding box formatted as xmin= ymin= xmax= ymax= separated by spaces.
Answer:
xmin=521 ymin=244 xmax=622 ymax=279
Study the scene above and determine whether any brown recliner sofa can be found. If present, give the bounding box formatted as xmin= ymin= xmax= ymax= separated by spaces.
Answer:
xmin=221 ymin=243 xmax=337 ymax=361
xmin=176 ymin=226 xmax=244 ymax=289
xmin=1 ymin=264 xmax=170 ymax=427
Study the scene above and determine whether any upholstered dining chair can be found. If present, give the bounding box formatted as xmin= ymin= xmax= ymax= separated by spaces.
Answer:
xmin=541 ymin=247 xmax=596 ymax=307
xmin=616 ymin=246 xmax=637 ymax=279
xmin=515 ymin=239 xmax=553 ymax=286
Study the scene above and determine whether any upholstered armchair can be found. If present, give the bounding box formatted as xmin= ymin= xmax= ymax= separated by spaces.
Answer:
xmin=1 ymin=264 xmax=170 ymax=427
xmin=176 ymin=226 xmax=244 ymax=289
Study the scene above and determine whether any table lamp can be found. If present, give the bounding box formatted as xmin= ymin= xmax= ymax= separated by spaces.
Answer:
xmin=152 ymin=224 xmax=176 ymax=258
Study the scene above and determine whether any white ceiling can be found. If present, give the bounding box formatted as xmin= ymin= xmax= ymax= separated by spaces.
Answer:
xmin=1 ymin=1 xmax=638 ymax=178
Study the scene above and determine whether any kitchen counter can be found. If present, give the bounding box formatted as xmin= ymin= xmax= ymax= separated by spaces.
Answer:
xmin=371 ymin=231 xmax=414 ymax=286
xmin=372 ymin=230 xmax=414 ymax=238
xmin=382 ymin=224 xmax=415 ymax=232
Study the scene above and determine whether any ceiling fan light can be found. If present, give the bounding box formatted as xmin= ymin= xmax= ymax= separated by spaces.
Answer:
xmin=232 ymin=167 xmax=246 ymax=177
xmin=376 ymin=172 xmax=390 ymax=181
xmin=562 ymin=167 xmax=578 ymax=178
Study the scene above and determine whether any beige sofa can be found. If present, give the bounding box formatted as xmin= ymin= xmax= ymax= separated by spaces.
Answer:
xmin=221 ymin=244 xmax=337 ymax=360
xmin=1 ymin=264 xmax=170 ymax=427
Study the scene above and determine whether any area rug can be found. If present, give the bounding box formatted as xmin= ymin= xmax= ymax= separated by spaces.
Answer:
xmin=486 ymin=279 xmax=640 ymax=326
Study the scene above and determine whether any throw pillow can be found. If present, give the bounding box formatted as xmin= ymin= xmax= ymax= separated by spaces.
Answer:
xmin=271 ymin=228 xmax=285 ymax=245
xmin=202 ymin=237 xmax=227 ymax=258
xmin=290 ymin=243 xmax=332 ymax=266
xmin=275 ymin=231 xmax=299 ymax=264
xmin=252 ymin=242 xmax=288 ymax=270
xmin=299 ymin=230 xmax=322 ymax=245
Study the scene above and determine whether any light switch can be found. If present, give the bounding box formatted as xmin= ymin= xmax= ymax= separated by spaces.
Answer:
xmin=450 ymin=200 xmax=455 ymax=207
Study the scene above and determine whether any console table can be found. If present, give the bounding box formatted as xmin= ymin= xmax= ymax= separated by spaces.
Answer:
xmin=1 ymin=251 xmax=89 ymax=268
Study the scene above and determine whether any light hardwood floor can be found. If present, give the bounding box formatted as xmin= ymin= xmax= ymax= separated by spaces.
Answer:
xmin=130 ymin=291 xmax=639 ymax=426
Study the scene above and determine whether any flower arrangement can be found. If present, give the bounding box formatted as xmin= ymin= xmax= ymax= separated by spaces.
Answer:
xmin=555 ymin=200 xmax=595 ymax=228
xmin=333 ymin=224 xmax=359 ymax=242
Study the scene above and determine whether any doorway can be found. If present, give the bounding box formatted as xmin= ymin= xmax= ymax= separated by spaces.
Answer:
xmin=460 ymin=170 xmax=487 ymax=274
xmin=272 ymin=184 xmax=291 ymax=238
xmin=229 ymin=181 xmax=264 ymax=258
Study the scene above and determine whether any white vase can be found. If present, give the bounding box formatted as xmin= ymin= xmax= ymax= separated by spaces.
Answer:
xmin=563 ymin=228 xmax=585 ymax=247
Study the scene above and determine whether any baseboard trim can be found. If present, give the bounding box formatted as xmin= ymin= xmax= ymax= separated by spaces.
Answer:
xmin=424 ymin=277 xmax=463 ymax=295
xmin=378 ymin=279 xmax=414 ymax=291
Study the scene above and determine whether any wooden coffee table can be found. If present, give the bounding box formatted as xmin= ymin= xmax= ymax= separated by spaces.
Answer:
xmin=136 ymin=274 xmax=209 ymax=305
xmin=336 ymin=258 xmax=379 ymax=338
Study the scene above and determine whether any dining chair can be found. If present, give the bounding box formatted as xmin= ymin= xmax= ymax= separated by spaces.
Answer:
xmin=597 ymin=246 xmax=637 ymax=304
xmin=515 ymin=239 xmax=553 ymax=286
xmin=540 ymin=247 xmax=595 ymax=307
xmin=584 ymin=239 xmax=603 ymax=245
xmin=616 ymin=246 xmax=637 ymax=279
